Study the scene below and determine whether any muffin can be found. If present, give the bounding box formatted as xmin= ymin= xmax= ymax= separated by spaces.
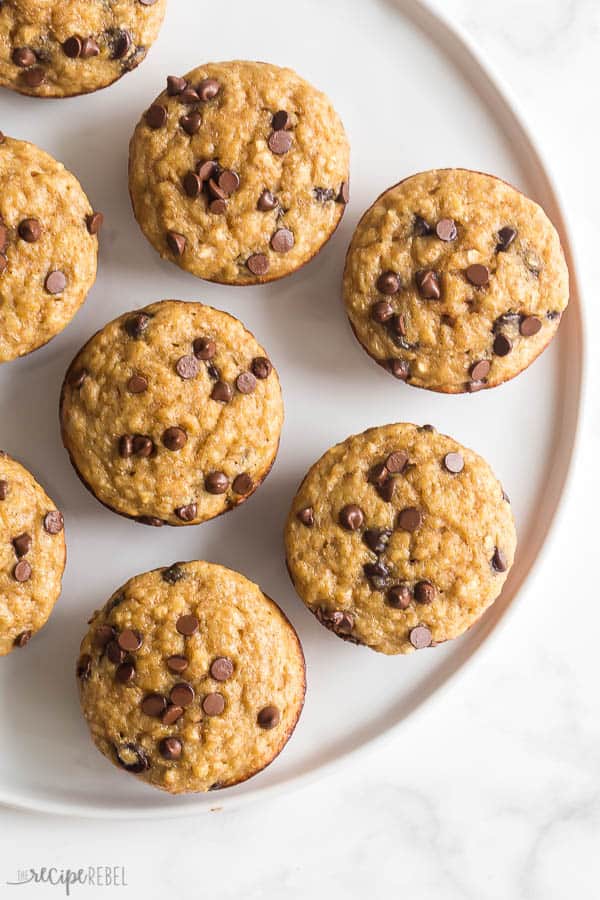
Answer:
xmin=77 ymin=561 xmax=306 ymax=793
xmin=60 ymin=300 xmax=283 ymax=526
xmin=128 ymin=60 xmax=350 ymax=284
xmin=0 ymin=136 xmax=99 ymax=362
xmin=0 ymin=452 xmax=66 ymax=655
xmin=0 ymin=0 xmax=167 ymax=98
xmin=285 ymin=423 xmax=517 ymax=654
xmin=343 ymin=169 xmax=569 ymax=392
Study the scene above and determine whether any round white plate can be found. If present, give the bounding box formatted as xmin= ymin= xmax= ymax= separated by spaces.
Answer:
xmin=0 ymin=0 xmax=583 ymax=817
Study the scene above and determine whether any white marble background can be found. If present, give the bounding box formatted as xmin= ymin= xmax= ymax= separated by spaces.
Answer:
xmin=1 ymin=0 xmax=598 ymax=897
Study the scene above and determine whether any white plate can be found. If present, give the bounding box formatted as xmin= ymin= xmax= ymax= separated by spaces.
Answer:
xmin=0 ymin=0 xmax=584 ymax=818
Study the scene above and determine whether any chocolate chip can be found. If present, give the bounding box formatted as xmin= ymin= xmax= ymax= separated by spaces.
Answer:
xmin=363 ymin=528 xmax=391 ymax=554
xmin=416 ymin=269 xmax=440 ymax=299
xmin=377 ymin=271 xmax=400 ymax=295
xmin=492 ymin=547 xmax=508 ymax=573
xmin=377 ymin=479 xmax=395 ymax=503
xmin=196 ymin=160 xmax=218 ymax=181
xmin=232 ymin=473 xmax=253 ymax=495
xmin=296 ymin=507 xmax=314 ymax=526
xmin=270 ymin=228 xmax=294 ymax=253
xmin=18 ymin=218 xmax=41 ymax=242
xmin=409 ymin=625 xmax=432 ymax=649
xmin=13 ymin=559 xmax=31 ymax=582
xmin=159 ymin=737 xmax=183 ymax=760
xmin=337 ymin=181 xmax=350 ymax=204
xmin=80 ymin=37 xmax=100 ymax=58
xmin=114 ymin=742 xmax=149 ymax=773
xmin=132 ymin=434 xmax=154 ymax=457
xmin=86 ymin=212 xmax=103 ymax=235
xmin=193 ymin=337 xmax=216 ymax=359
xmin=397 ymin=507 xmax=422 ymax=532
xmin=176 ymin=355 xmax=200 ymax=380
xmin=338 ymin=504 xmax=364 ymax=531
xmin=497 ymin=226 xmax=517 ymax=252
xmin=111 ymin=29 xmax=132 ymax=59
xmin=76 ymin=653 xmax=91 ymax=678
xmin=12 ymin=47 xmax=36 ymax=67
xmin=520 ymin=315 xmax=542 ymax=337
xmin=211 ymin=381 xmax=232 ymax=403
xmin=0 ymin=480 xmax=8 ymax=500
xmin=387 ymin=584 xmax=412 ymax=609
xmin=170 ymin=682 xmax=194 ymax=707
xmin=162 ymin=426 xmax=187 ymax=451
xmin=251 ymin=356 xmax=272 ymax=379
xmin=318 ymin=608 xmax=355 ymax=635
xmin=180 ymin=86 xmax=200 ymax=104
xmin=236 ymin=371 xmax=257 ymax=394
xmin=127 ymin=374 xmax=148 ymax=393
xmin=12 ymin=533 xmax=31 ymax=557
xmin=202 ymin=692 xmax=225 ymax=716
xmin=45 ymin=270 xmax=67 ymax=294
xmin=94 ymin=624 xmax=115 ymax=649
xmin=146 ymin=104 xmax=167 ymax=128
xmin=166 ymin=231 xmax=186 ymax=256
xmin=166 ymin=654 xmax=188 ymax=674
xmin=22 ymin=67 xmax=45 ymax=88
xmin=371 ymin=300 xmax=393 ymax=323
xmin=183 ymin=171 xmax=202 ymax=198
xmin=141 ymin=693 xmax=167 ymax=717
xmin=247 ymin=253 xmax=269 ymax=275
xmin=106 ymin=638 xmax=125 ymax=664
xmin=389 ymin=314 xmax=408 ymax=338
xmin=209 ymin=198 xmax=227 ymax=215
xmin=118 ymin=629 xmax=142 ymax=652
xmin=180 ymin=112 xmax=202 ymax=135
xmin=125 ymin=312 xmax=150 ymax=338
xmin=218 ymin=170 xmax=240 ymax=195
xmin=435 ymin=218 xmax=457 ymax=241
xmin=388 ymin=358 xmax=410 ymax=380
xmin=465 ymin=264 xmax=490 ymax=287
xmin=385 ymin=451 xmax=408 ymax=473
xmin=176 ymin=614 xmax=199 ymax=636
xmin=175 ymin=503 xmax=197 ymax=522
xmin=314 ymin=187 xmax=335 ymax=202
xmin=208 ymin=177 xmax=228 ymax=201
xmin=115 ymin=662 xmax=135 ymax=684
xmin=257 ymin=705 xmax=280 ymax=729
xmin=197 ymin=78 xmax=220 ymax=101
xmin=272 ymin=110 xmax=290 ymax=131
xmin=205 ymin=471 xmax=229 ymax=494
xmin=62 ymin=36 xmax=82 ymax=58
xmin=257 ymin=190 xmax=278 ymax=211
xmin=162 ymin=564 xmax=185 ymax=584
xmin=368 ymin=463 xmax=388 ymax=487
xmin=138 ymin=515 xmax=165 ymax=527
xmin=413 ymin=215 xmax=431 ymax=236
xmin=493 ymin=333 xmax=512 ymax=356
xmin=167 ymin=75 xmax=187 ymax=95
xmin=363 ymin=560 xmax=390 ymax=585
xmin=210 ymin=657 xmax=234 ymax=681
xmin=470 ymin=359 xmax=491 ymax=381
xmin=268 ymin=130 xmax=292 ymax=155
xmin=161 ymin=705 xmax=184 ymax=726
xmin=414 ymin=580 xmax=435 ymax=604
xmin=43 ymin=510 xmax=64 ymax=534
xmin=466 ymin=380 xmax=486 ymax=393
xmin=119 ymin=434 xmax=133 ymax=458
xmin=443 ymin=452 xmax=464 ymax=474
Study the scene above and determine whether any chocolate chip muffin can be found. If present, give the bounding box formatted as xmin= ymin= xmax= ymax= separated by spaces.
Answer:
xmin=77 ymin=561 xmax=306 ymax=793
xmin=60 ymin=300 xmax=283 ymax=527
xmin=0 ymin=136 xmax=99 ymax=363
xmin=0 ymin=452 xmax=66 ymax=656
xmin=0 ymin=0 xmax=166 ymax=98
xmin=343 ymin=169 xmax=569 ymax=393
xmin=128 ymin=60 xmax=350 ymax=284
xmin=285 ymin=423 xmax=516 ymax=655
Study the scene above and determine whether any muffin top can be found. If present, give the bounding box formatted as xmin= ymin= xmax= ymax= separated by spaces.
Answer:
xmin=78 ymin=561 xmax=306 ymax=793
xmin=129 ymin=60 xmax=350 ymax=284
xmin=343 ymin=169 xmax=569 ymax=393
xmin=0 ymin=0 xmax=167 ymax=98
xmin=0 ymin=452 xmax=66 ymax=656
xmin=60 ymin=300 xmax=284 ymax=526
xmin=0 ymin=136 xmax=98 ymax=362
xmin=285 ymin=423 xmax=516 ymax=654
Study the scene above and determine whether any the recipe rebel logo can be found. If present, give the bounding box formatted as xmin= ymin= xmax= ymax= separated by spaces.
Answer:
xmin=6 ymin=866 xmax=128 ymax=895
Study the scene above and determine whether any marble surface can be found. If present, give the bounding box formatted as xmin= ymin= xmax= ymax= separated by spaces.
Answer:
xmin=1 ymin=0 xmax=597 ymax=896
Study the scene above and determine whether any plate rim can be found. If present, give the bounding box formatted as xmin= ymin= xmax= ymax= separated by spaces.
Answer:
xmin=0 ymin=0 xmax=587 ymax=819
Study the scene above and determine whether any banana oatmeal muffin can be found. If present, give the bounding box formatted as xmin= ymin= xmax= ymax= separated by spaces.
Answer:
xmin=285 ymin=423 xmax=517 ymax=655
xmin=0 ymin=0 xmax=166 ymax=98
xmin=343 ymin=169 xmax=569 ymax=393
xmin=0 ymin=136 xmax=99 ymax=363
xmin=77 ymin=561 xmax=306 ymax=793
xmin=128 ymin=60 xmax=350 ymax=284
xmin=0 ymin=452 xmax=66 ymax=656
xmin=60 ymin=300 xmax=283 ymax=526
